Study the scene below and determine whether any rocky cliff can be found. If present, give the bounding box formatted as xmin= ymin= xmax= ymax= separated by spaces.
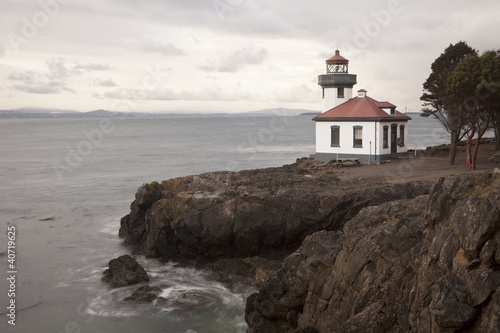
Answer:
xmin=117 ymin=158 xmax=500 ymax=332
xmin=119 ymin=158 xmax=430 ymax=261
xmin=246 ymin=172 xmax=500 ymax=333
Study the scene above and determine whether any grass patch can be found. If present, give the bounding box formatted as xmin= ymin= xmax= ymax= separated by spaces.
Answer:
xmin=468 ymin=176 xmax=500 ymax=198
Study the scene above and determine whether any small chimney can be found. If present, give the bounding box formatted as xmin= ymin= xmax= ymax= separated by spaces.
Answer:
xmin=358 ymin=89 xmax=367 ymax=98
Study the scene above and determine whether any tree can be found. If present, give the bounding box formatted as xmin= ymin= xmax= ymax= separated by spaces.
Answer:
xmin=493 ymin=97 xmax=500 ymax=150
xmin=480 ymin=50 xmax=500 ymax=151
xmin=446 ymin=50 xmax=500 ymax=170
xmin=420 ymin=42 xmax=476 ymax=165
xmin=486 ymin=53 xmax=500 ymax=150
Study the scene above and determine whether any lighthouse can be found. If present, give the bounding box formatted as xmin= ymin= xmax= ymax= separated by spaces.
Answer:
xmin=318 ymin=50 xmax=357 ymax=111
xmin=313 ymin=50 xmax=411 ymax=164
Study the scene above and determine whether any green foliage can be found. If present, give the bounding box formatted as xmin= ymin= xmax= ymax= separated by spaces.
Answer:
xmin=446 ymin=49 xmax=500 ymax=170
xmin=421 ymin=41 xmax=476 ymax=117
xmin=446 ymin=50 xmax=500 ymax=123
xmin=420 ymin=42 xmax=476 ymax=165
xmin=446 ymin=53 xmax=481 ymax=101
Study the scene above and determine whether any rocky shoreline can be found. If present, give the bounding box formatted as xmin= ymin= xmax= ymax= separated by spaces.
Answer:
xmin=106 ymin=156 xmax=500 ymax=332
xmin=246 ymin=172 xmax=500 ymax=332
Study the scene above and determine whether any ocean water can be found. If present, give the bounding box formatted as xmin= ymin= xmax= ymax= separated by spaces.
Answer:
xmin=0 ymin=114 xmax=445 ymax=332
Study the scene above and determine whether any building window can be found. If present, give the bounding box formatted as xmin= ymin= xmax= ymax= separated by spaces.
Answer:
xmin=353 ymin=126 xmax=363 ymax=148
xmin=391 ymin=107 xmax=396 ymax=115
xmin=399 ymin=125 xmax=405 ymax=146
xmin=337 ymin=87 xmax=344 ymax=98
xmin=331 ymin=126 xmax=340 ymax=147
xmin=383 ymin=126 xmax=388 ymax=148
xmin=322 ymin=88 xmax=325 ymax=99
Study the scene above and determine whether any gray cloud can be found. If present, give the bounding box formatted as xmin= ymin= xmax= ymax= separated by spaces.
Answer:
xmin=45 ymin=58 xmax=111 ymax=80
xmin=47 ymin=58 xmax=71 ymax=80
xmin=103 ymin=85 xmax=254 ymax=102
xmin=220 ymin=48 xmax=268 ymax=72
xmin=74 ymin=63 xmax=111 ymax=71
xmin=67 ymin=1 xmax=327 ymax=41
xmin=1 ymin=0 xmax=499 ymax=112
xmin=140 ymin=39 xmax=184 ymax=56
xmin=102 ymin=88 xmax=151 ymax=101
xmin=8 ymin=72 xmax=36 ymax=84
xmin=14 ymin=85 xmax=60 ymax=94
xmin=8 ymin=58 xmax=111 ymax=95
xmin=14 ymin=81 xmax=73 ymax=95
xmin=93 ymin=78 xmax=117 ymax=87
xmin=200 ymin=47 xmax=268 ymax=73
xmin=274 ymin=84 xmax=317 ymax=103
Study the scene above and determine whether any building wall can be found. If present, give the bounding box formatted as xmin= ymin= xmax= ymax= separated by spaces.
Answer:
xmin=322 ymin=87 xmax=353 ymax=111
xmin=315 ymin=120 xmax=409 ymax=163
xmin=376 ymin=121 xmax=409 ymax=156
xmin=316 ymin=120 xmax=376 ymax=155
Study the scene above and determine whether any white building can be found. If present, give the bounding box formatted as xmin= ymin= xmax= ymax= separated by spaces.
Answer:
xmin=313 ymin=51 xmax=411 ymax=164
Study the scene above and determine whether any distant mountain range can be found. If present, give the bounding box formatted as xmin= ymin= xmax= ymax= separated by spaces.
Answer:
xmin=0 ymin=107 xmax=322 ymax=119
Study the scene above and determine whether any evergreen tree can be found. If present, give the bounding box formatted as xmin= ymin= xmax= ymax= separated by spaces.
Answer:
xmin=420 ymin=42 xmax=476 ymax=165
xmin=446 ymin=50 xmax=500 ymax=170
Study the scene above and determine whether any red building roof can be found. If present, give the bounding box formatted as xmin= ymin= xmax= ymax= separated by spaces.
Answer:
xmin=314 ymin=93 xmax=411 ymax=122
xmin=326 ymin=50 xmax=349 ymax=64
xmin=377 ymin=101 xmax=397 ymax=108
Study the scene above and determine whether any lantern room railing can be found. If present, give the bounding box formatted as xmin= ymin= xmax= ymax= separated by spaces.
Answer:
xmin=318 ymin=74 xmax=357 ymax=86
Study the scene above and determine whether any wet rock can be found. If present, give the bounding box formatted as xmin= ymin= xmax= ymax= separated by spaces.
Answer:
xmin=124 ymin=285 xmax=162 ymax=303
xmin=39 ymin=216 xmax=57 ymax=221
xmin=171 ymin=291 xmax=214 ymax=308
xmin=204 ymin=256 xmax=285 ymax=289
xmin=102 ymin=255 xmax=149 ymax=288
xmin=204 ymin=258 xmax=254 ymax=285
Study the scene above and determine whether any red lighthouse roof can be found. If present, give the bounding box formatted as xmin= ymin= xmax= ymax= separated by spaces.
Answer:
xmin=326 ymin=50 xmax=349 ymax=64
xmin=314 ymin=91 xmax=411 ymax=122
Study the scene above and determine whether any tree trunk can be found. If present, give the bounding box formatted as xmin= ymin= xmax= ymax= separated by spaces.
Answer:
xmin=495 ymin=117 xmax=500 ymax=150
xmin=466 ymin=129 xmax=476 ymax=171
xmin=449 ymin=130 xmax=458 ymax=166
xmin=471 ymin=135 xmax=481 ymax=170
xmin=466 ymin=137 xmax=473 ymax=171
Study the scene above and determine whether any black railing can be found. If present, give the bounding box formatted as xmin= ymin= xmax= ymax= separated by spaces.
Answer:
xmin=318 ymin=74 xmax=357 ymax=86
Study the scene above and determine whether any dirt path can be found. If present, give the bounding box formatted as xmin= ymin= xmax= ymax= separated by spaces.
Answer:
xmin=335 ymin=142 xmax=499 ymax=188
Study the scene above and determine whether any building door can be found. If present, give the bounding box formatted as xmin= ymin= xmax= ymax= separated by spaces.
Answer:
xmin=391 ymin=124 xmax=397 ymax=154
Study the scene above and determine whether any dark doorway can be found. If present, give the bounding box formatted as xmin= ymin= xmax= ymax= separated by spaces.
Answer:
xmin=391 ymin=124 xmax=397 ymax=154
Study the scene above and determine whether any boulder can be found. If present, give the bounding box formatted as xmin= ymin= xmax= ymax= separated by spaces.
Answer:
xmin=102 ymin=255 xmax=149 ymax=288
xmin=429 ymin=275 xmax=478 ymax=331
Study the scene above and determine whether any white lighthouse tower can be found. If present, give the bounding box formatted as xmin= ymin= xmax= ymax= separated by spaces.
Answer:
xmin=313 ymin=50 xmax=411 ymax=164
xmin=318 ymin=50 xmax=357 ymax=111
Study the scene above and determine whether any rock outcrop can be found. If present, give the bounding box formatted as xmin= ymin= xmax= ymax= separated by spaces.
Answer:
xmin=124 ymin=285 xmax=162 ymax=303
xmin=102 ymin=255 xmax=149 ymax=288
xmin=119 ymin=158 xmax=431 ymax=261
xmin=246 ymin=172 xmax=500 ymax=332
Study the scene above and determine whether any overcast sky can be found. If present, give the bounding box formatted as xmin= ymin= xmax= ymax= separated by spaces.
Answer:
xmin=0 ymin=0 xmax=499 ymax=113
